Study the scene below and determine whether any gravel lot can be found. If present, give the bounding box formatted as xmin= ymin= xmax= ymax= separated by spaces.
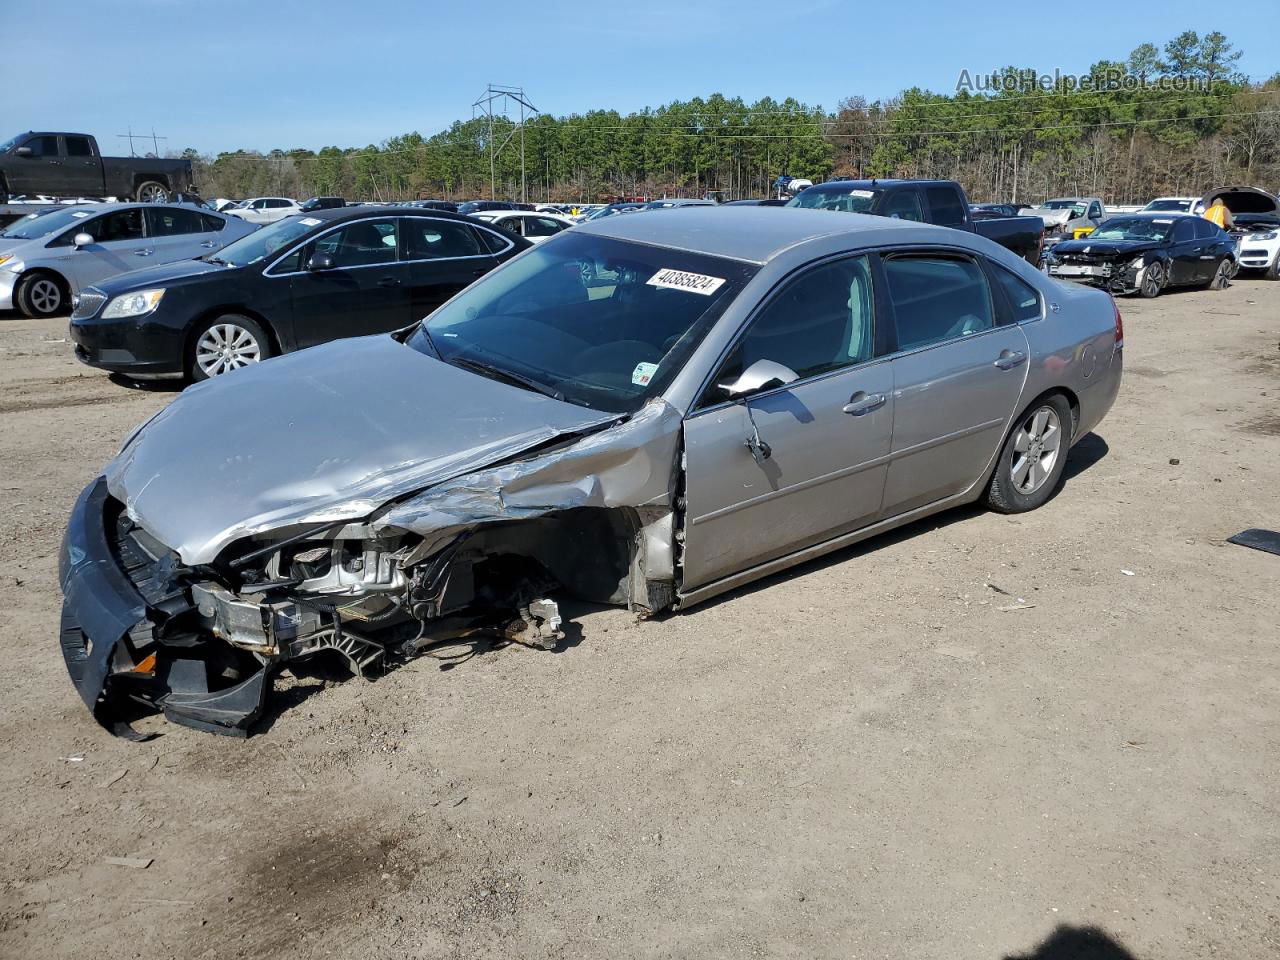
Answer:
xmin=1 ymin=280 xmax=1277 ymax=960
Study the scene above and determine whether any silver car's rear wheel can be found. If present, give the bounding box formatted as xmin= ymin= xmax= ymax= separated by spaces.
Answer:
xmin=1010 ymin=406 xmax=1062 ymax=495
xmin=192 ymin=317 xmax=268 ymax=380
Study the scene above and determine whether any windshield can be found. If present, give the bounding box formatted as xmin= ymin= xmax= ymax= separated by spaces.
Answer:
xmin=1143 ymin=199 xmax=1191 ymax=212
xmin=1040 ymin=199 xmax=1086 ymax=210
xmin=209 ymin=216 xmax=316 ymax=267
xmin=0 ymin=135 xmax=22 ymax=154
xmin=407 ymin=233 xmax=756 ymax=414
xmin=1088 ymin=218 xmax=1173 ymax=242
xmin=0 ymin=206 xmax=97 ymax=240
xmin=786 ymin=186 xmax=879 ymax=213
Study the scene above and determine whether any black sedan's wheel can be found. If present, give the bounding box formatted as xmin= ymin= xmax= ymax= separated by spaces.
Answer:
xmin=1138 ymin=260 xmax=1164 ymax=298
xmin=1207 ymin=258 xmax=1232 ymax=290
xmin=189 ymin=315 xmax=272 ymax=381
xmin=984 ymin=394 xmax=1074 ymax=514
xmin=15 ymin=272 xmax=67 ymax=318
xmin=135 ymin=181 xmax=169 ymax=203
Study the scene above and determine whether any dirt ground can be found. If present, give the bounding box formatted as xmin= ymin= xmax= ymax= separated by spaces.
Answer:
xmin=0 ymin=278 xmax=1276 ymax=960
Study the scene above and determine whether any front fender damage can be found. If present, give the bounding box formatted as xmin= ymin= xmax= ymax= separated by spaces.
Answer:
xmin=60 ymin=401 xmax=683 ymax=737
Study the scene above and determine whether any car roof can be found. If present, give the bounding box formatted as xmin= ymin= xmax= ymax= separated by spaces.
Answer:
xmin=298 ymin=206 xmax=485 ymax=224
xmin=809 ymin=179 xmax=954 ymax=189
xmin=576 ymin=205 xmax=941 ymax=264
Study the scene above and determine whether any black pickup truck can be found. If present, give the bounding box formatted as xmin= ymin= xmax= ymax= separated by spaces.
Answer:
xmin=0 ymin=132 xmax=195 ymax=204
xmin=788 ymin=179 xmax=1044 ymax=265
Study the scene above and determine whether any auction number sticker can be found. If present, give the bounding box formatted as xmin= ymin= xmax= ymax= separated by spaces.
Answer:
xmin=299 ymin=217 xmax=323 ymax=226
xmin=849 ymin=189 xmax=875 ymax=198
xmin=646 ymin=268 xmax=725 ymax=295
xmin=631 ymin=361 xmax=659 ymax=386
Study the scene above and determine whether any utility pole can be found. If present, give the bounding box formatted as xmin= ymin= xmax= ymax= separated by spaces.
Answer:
xmin=471 ymin=84 xmax=538 ymax=202
xmin=116 ymin=127 xmax=168 ymax=158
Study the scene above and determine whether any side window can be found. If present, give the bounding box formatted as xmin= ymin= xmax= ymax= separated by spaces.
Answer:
xmin=925 ymin=186 xmax=967 ymax=228
xmin=1193 ymin=218 xmax=1220 ymax=240
xmin=403 ymin=219 xmax=483 ymax=259
xmin=710 ymin=256 xmax=875 ymax=398
xmin=991 ymin=264 xmax=1042 ymax=323
xmin=147 ymin=207 xmax=206 ymax=236
xmin=496 ymin=217 xmax=524 ymax=237
xmin=25 ymin=135 xmax=61 ymax=157
xmin=1173 ymin=219 xmax=1195 ymax=242
xmin=1089 ymin=202 xmax=1103 ymax=219
xmin=313 ymin=219 xmax=398 ymax=268
xmin=91 ymin=209 xmax=146 ymax=244
xmin=884 ymin=255 xmax=993 ymax=351
xmin=200 ymin=213 xmax=226 ymax=232
xmin=526 ymin=216 xmax=565 ymax=237
xmin=269 ymin=198 xmax=294 ymax=209
xmin=881 ymin=189 xmax=924 ymax=222
xmin=65 ymin=136 xmax=93 ymax=157
xmin=474 ymin=226 xmax=512 ymax=254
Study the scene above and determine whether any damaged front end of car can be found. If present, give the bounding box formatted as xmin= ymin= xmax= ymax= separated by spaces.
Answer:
xmin=59 ymin=400 xmax=683 ymax=738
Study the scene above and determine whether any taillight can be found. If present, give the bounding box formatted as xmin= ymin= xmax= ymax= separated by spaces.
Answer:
xmin=1112 ymin=297 xmax=1124 ymax=350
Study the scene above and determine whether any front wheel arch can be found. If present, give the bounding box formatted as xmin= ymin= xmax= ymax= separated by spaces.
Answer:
xmin=14 ymin=269 xmax=71 ymax=318
xmin=183 ymin=306 xmax=283 ymax=361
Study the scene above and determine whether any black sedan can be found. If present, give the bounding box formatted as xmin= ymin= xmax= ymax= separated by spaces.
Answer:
xmin=69 ymin=207 xmax=529 ymax=381
xmin=1044 ymin=213 xmax=1237 ymax=298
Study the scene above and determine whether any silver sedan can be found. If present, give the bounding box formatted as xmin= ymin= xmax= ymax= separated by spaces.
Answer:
xmin=59 ymin=207 xmax=1122 ymax=736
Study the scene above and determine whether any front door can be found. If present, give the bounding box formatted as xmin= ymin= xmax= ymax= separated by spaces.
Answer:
xmin=48 ymin=208 xmax=151 ymax=292
xmin=682 ymin=255 xmax=894 ymax=591
xmin=401 ymin=217 xmax=497 ymax=320
xmin=7 ymin=135 xmax=64 ymax=195
xmin=1167 ymin=218 xmax=1202 ymax=284
xmin=288 ymin=217 xmax=410 ymax=347
xmin=878 ymin=252 xmax=1029 ymax=516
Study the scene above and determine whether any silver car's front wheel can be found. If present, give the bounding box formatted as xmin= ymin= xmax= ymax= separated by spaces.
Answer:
xmin=192 ymin=318 xmax=268 ymax=380
xmin=1010 ymin=406 xmax=1062 ymax=494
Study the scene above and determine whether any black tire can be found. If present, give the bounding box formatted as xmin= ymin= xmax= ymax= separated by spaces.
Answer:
xmin=984 ymin=394 xmax=1074 ymax=514
xmin=1264 ymin=257 xmax=1279 ymax=281
xmin=135 ymin=180 xmax=169 ymax=203
xmin=1138 ymin=260 xmax=1164 ymax=298
xmin=1207 ymin=258 xmax=1232 ymax=290
xmin=14 ymin=272 xmax=68 ymax=319
xmin=188 ymin=314 xmax=273 ymax=381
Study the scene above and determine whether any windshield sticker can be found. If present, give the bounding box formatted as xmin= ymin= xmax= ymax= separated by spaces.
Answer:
xmin=631 ymin=361 xmax=659 ymax=387
xmin=1152 ymin=218 xmax=1173 ymax=224
xmin=299 ymin=217 xmax=322 ymax=226
xmin=646 ymin=268 xmax=725 ymax=296
xmin=849 ymin=189 xmax=875 ymax=198
xmin=71 ymin=211 xmax=90 ymax=218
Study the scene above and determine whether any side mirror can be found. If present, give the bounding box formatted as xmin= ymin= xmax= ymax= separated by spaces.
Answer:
xmin=73 ymin=232 xmax=94 ymax=248
xmin=307 ymin=252 xmax=335 ymax=272
xmin=718 ymin=358 xmax=800 ymax=398
xmin=14 ymin=146 xmax=33 ymax=158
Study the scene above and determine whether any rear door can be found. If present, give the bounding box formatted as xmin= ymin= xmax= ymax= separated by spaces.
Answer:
xmin=401 ymin=217 xmax=498 ymax=320
xmin=61 ymin=136 xmax=103 ymax=196
xmin=879 ymin=251 xmax=1029 ymax=517
xmin=681 ymin=254 xmax=894 ymax=590
xmin=287 ymin=217 xmax=411 ymax=347
xmin=144 ymin=206 xmax=215 ymax=263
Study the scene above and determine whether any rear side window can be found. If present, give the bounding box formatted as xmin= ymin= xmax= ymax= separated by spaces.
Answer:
xmin=882 ymin=189 xmax=924 ymax=222
xmin=925 ymin=186 xmax=967 ymax=227
xmin=201 ymin=213 xmax=225 ymax=232
xmin=65 ymin=136 xmax=93 ymax=157
xmin=147 ymin=207 xmax=206 ymax=236
xmin=991 ymin=265 xmax=1042 ymax=323
xmin=884 ymin=256 xmax=993 ymax=351
xmin=313 ymin=219 xmax=398 ymax=268
xmin=265 ymin=198 xmax=292 ymax=209
xmin=403 ymin=219 xmax=483 ymax=259
xmin=474 ymin=226 xmax=512 ymax=254
xmin=713 ymin=255 xmax=875 ymax=392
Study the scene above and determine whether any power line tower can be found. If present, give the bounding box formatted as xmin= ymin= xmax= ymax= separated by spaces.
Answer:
xmin=472 ymin=84 xmax=538 ymax=202
xmin=115 ymin=127 xmax=168 ymax=158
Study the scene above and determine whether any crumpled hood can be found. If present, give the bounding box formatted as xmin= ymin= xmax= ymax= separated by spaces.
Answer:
xmin=105 ymin=335 xmax=616 ymax=565
xmin=1052 ymin=238 xmax=1161 ymax=259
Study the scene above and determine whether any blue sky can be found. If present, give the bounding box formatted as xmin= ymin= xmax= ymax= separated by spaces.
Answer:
xmin=8 ymin=1 xmax=1278 ymax=154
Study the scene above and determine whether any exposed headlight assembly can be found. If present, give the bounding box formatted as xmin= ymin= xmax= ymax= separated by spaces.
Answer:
xmin=102 ymin=288 xmax=165 ymax=319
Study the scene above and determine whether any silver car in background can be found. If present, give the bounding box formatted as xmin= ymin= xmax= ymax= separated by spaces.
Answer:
xmin=59 ymin=207 xmax=1122 ymax=737
xmin=0 ymin=203 xmax=257 ymax=318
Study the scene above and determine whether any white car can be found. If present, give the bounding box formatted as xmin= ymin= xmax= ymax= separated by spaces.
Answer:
xmin=208 ymin=198 xmax=240 ymax=213
xmin=225 ymin=197 xmax=301 ymax=225
xmin=1142 ymin=197 xmax=1202 ymax=214
xmin=471 ymin=210 xmax=575 ymax=243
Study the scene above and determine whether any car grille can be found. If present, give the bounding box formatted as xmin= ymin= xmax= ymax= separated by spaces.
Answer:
xmin=1241 ymin=248 xmax=1269 ymax=258
xmin=71 ymin=290 xmax=108 ymax=320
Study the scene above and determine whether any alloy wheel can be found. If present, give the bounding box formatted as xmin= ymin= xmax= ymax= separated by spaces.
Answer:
xmin=1010 ymin=406 xmax=1062 ymax=495
xmin=195 ymin=322 xmax=263 ymax=377
xmin=1141 ymin=262 xmax=1163 ymax=297
xmin=138 ymin=184 xmax=168 ymax=203
xmin=29 ymin=278 xmax=61 ymax=315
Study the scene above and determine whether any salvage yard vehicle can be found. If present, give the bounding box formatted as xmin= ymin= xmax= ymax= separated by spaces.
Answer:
xmin=0 ymin=203 xmax=257 ymax=319
xmin=1043 ymin=212 xmax=1237 ymax=297
xmin=224 ymin=196 xmax=302 ymax=224
xmin=0 ymin=132 xmax=195 ymax=203
xmin=470 ymin=209 xmax=575 ymax=243
xmin=1141 ymin=197 xmax=1199 ymax=214
xmin=59 ymin=207 xmax=1122 ymax=737
xmin=1200 ymin=185 xmax=1280 ymax=280
xmin=787 ymin=179 xmax=1044 ymax=266
xmin=69 ymin=207 xmax=529 ymax=380
xmin=1030 ymin=197 xmax=1105 ymax=249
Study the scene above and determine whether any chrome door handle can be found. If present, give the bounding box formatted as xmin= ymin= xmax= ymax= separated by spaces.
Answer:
xmin=133 ymin=248 xmax=155 ymax=256
xmin=993 ymin=350 xmax=1026 ymax=370
xmin=842 ymin=391 xmax=886 ymax=416
xmin=199 ymin=240 xmax=218 ymax=248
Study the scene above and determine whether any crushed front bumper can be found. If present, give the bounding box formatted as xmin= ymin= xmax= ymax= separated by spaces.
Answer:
xmin=59 ymin=478 xmax=274 ymax=738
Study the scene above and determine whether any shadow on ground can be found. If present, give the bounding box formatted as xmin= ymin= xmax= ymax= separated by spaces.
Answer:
xmin=1005 ymin=925 xmax=1139 ymax=960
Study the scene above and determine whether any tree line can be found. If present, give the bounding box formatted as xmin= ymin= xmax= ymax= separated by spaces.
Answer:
xmin=190 ymin=31 xmax=1279 ymax=205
